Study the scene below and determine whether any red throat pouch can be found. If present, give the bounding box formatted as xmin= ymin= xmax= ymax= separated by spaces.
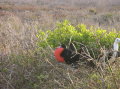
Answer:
xmin=54 ymin=48 xmax=64 ymax=62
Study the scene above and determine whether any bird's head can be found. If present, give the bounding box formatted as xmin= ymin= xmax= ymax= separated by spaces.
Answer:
xmin=114 ymin=38 xmax=120 ymax=43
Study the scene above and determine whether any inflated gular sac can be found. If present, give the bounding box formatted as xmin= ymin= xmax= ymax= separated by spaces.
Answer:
xmin=54 ymin=47 xmax=65 ymax=62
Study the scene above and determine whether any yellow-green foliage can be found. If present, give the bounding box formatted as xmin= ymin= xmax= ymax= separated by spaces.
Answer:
xmin=37 ymin=20 xmax=120 ymax=49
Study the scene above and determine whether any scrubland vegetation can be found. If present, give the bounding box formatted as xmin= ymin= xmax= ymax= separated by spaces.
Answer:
xmin=0 ymin=0 xmax=120 ymax=89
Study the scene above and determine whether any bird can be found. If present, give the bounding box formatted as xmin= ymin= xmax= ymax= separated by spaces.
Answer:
xmin=54 ymin=38 xmax=120 ymax=68
xmin=97 ymin=38 xmax=120 ymax=67
xmin=54 ymin=43 xmax=96 ymax=68
xmin=103 ymin=38 xmax=120 ymax=59
xmin=112 ymin=38 xmax=120 ymax=58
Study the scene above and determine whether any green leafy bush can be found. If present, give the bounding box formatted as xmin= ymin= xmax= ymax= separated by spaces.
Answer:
xmin=37 ymin=20 xmax=120 ymax=50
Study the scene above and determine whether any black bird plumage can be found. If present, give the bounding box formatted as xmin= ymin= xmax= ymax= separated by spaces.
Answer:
xmin=60 ymin=43 xmax=96 ymax=68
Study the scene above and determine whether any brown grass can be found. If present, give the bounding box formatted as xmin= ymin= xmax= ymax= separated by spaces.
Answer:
xmin=0 ymin=3 xmax=120 ymax=30
xmin=0 ymin=2 xmax=120 ymax=89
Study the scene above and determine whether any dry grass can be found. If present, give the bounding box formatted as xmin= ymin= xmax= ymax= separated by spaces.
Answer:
xmin=0 ymin=2 xmax=120 ymax=30
xmin=0 ymin=14 xmax=38 ymax=56
xmin=0 ymin=2 xmax=120 ymax=89
xmin=0 ymin=46 xmax=120 ymax=89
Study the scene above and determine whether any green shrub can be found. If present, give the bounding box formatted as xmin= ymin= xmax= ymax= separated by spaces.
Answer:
xmin=36 ymin=20 xmax=120 ymax=51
